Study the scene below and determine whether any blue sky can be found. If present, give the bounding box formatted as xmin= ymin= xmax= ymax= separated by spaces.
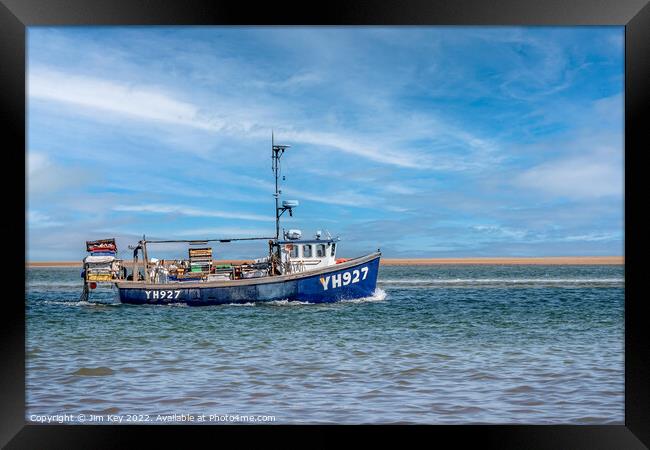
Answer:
xmin=26 ymin=26 xmax=624 ymax=260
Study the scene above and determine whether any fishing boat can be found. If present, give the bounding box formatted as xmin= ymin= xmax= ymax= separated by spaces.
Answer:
xmin=80 ymin=137 xmax=381 ymax=305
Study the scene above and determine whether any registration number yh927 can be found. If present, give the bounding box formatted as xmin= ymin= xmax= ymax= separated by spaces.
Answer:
xmin=319 ymin=266 xmax=369 ymax=290
xmin=145 ymin=290 xmax=181 ymax=301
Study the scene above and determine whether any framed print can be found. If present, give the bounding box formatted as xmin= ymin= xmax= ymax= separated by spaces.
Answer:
xmin=3 ymin=0 xmax=649 ymax=447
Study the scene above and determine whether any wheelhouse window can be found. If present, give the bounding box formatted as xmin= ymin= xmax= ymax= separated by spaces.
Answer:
xmin=303 ymin=244 xmax=313 ymax=258
xmin=316 ymin=244 xmax=326 ymax=257
xmin=289 ymin=245 xmax=299 ymax=258
xmin=331 ymin=243 xmax=336 ymax=257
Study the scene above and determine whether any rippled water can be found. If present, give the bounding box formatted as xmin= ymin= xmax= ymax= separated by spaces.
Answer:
xmin=26 ymin=265 xmax=624 ymax=424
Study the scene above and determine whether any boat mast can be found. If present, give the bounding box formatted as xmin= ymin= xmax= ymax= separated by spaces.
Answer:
xmin=272 ymin=132 xmax=290 ymax=240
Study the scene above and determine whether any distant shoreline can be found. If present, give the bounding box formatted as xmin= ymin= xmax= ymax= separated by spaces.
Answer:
xmin=27 ymin=256 xmax=624 ymax=267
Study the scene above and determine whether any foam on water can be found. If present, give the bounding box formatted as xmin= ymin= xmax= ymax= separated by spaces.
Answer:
xmin=341 ymin=288 xmax=387 ymax=303
xmin=42 ymin=300 xmax=114 ymax=307
xmin=135 ymin=302 xmax=189 ymax=308
xmin=266 ymin=299 xmax=313 ymax=306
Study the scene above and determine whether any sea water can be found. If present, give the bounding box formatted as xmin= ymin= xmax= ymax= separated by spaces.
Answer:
xmin=25 ymin=265 xmax=624 ymax=424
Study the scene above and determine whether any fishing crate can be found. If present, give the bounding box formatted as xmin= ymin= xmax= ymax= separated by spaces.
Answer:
xmin=189 ymin=247 xmax=212 ymax=274
xmin=87 ymin=273 xmax=113 ymax=282
xmin=189 ymin=247 xmax=212 ymax=258
xmin=86 ymin=238 xmax=117 ymax=252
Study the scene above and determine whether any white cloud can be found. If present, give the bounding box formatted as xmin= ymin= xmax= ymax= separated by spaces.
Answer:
xmin=472 ymin=224 xmax=528 ymax=240
xmin=26 ymin=210 xmax=63 ymax=228
xmin=562 ymin=232 xmax=621 ymax=242
xmin=383 ymin=183 xmax=420 ymax=195
xmin=174 ymin=227 xmax=272 ymax=237
xmin=517 ymin=154 xmax=623 ymax=199
xmin=25 ymin=28 xmax=625 ymax=260
xmin=282 ymin=187 xmax=379 ymax=208
xmin=28 ymin=59 xmax=505 ymax=174
xmin=29 ymin=67 xmax=221 ymax=131
xmin=385 ymin=205 xmax=410 ymax=213
xmin=112 ymin=203 xmax=273 ymax=222
xmin=281 ymin=129 xmax=424 ymax=169
xmin=27 ymin=152 xmax=92 ymax=196
xmin=27 ymin=152 xmax=49 ymax=175
xmin=28 ymin=67 xmax=437 ymax=170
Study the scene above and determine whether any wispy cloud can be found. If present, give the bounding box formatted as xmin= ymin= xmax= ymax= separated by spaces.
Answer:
xmin=382 ymin=183 xmax=421 ymax=195
xmin=113 ymin=204 xmax=273 ymax=222
xmin=250 ymin=71 xmax=322 ymax=90
xmin=26 ymin=152 xmax=92 ymax=196
xmin=26 ymin=27 xmax=624 ymax=259
xmin=29 ymin=68 xmax=221 ymax=131
xmin=26 ymin=210 xmax=63 ymax=228
xmin=282 ymin=187 xmax=381 ymax=208
xmin=516 ymin=154 xmax=623 ymax=199
xmin=281 ymin=129 xmax=426 ymax=169
xmin=29 ymin=67 xmax=436 ymax=170
xmin=562 ymin=232 xmax=622 ymax=242
xmin=472 ymin=224 xmax=528 ymax=240
xmin=173 ymin=226 xmax=272 ymax=237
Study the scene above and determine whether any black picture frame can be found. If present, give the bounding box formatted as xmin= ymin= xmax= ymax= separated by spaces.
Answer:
xmin=3 ymin=0 xmax=648 ymax=447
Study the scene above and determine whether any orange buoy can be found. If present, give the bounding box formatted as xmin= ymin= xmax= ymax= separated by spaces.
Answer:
xmin=336 ymin=258 xmax=349 ymax=264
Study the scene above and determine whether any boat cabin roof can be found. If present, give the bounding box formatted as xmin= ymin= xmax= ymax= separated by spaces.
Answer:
xmin=276 ymin=239 xmax=337 ymax=245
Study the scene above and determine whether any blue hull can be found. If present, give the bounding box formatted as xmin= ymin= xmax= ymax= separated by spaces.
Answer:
xmin=117 ymin=253 xmax=380 ymax=306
